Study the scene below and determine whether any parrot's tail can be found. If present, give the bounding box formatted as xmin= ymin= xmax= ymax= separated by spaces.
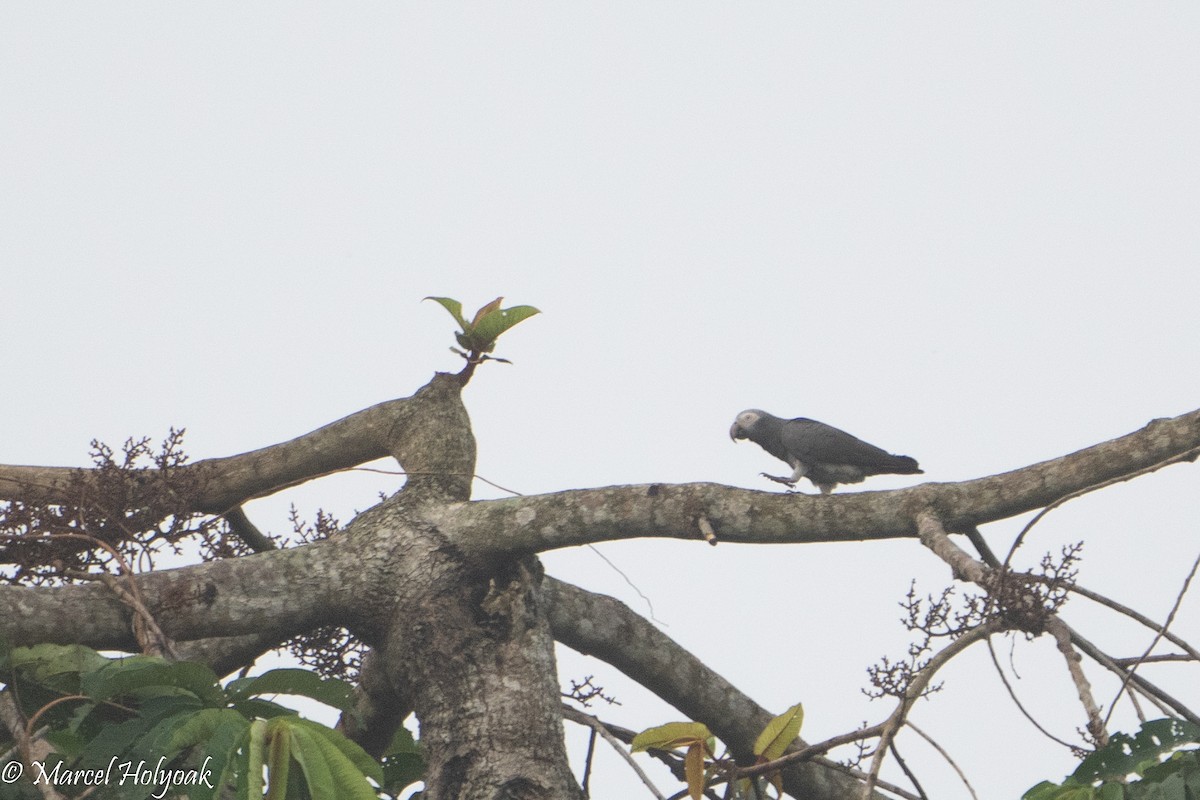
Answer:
xmin=887 ymin=455 xmax=923 ymax=474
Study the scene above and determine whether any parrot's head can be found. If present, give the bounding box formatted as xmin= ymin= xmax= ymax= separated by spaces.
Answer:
xmin=729 ymin=409 xmax=765 ymax=442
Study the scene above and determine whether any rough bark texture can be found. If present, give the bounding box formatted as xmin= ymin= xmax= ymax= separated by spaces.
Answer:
xmin=356 ymin=374 xmax=583 ymax=799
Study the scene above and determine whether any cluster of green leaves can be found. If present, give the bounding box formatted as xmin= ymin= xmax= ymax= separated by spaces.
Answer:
xmin=1025 ymin=719 xmax=1200 ymax=800
xmin=0 ymin=642 xmax=423 ymax=799
xmin=424 ymin=296 xmax=539 ymax=361
xmin=631 ymin=702 xmax=804 ymax=800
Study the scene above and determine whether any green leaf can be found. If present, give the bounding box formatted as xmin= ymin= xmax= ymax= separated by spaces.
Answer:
xmin=424 ymin=296 xmax=470 ymax=331
xmin=80 ymin=701 xmax=181 ymax=765
xmin=384 ymin=725 xmax=419 ymax=756
xmin=134 ymin=693 xmax=206 ymax=729
xmin=383 ymin=753 xmax=425 ymax=795
xmin=8 ymin=643 xmax=109 ymax=690
xmin=43 ymin=728 xmax=88 ymax=760
xmin=1140 ymin=750 xmax=1200 ymax=793
xmin=1074 ymin=719 xmax=1200 ymax=782
xmin=754 ymin=702 xmax=804 ymax=761
xmin=230 ymin=697 xmax=299 ymax=720
xmin=632 ymin=721 xmax=713 ymax=753
xmin=66 ymin=701 xmax=97 ymax=735
xmin=297 ymin=721 xmax=382 ymax=800
xmin=187 ymin=710 xmax=251 ymax=800
xmin=127 ymin=707 xmax=211 ymax=767
xmin=226 ymin=668 xmax=357 ymax=715
xmin=1023 ymin=780 xmax=1068 ymax=800
xmin=470 ymin=304 xmax=540 ymax=350
xmin=471 ymin=296 xmax=505 ymax=326
xmin=75 ymin=717 xmax=147 ymax=768
xmin=288 ymin=723 xmax=338 ymax=800
xmin=247 ymin=718 xmax=268 ymax=799
xmin=265 ymin=721 xmax=292 ymax=800
xmin=382 ymin=726 xmax=424 ymax=794
xmin=290 ymin=717 xmax=384 ymax=784
xmin=82 ymin=658 xmax=223 ymax=708
xmin=425 ymin=295 xmax=539 ymax=356
xmin=157 ymin=707 xmax=228 ymax=751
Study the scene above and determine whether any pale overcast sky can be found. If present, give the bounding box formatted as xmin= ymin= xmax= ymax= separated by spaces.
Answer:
xmin=3 ymin=5 xmax=1199 ymax=798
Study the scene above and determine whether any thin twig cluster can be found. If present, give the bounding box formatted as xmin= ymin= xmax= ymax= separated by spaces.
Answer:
xmin=563 ymin=675 xmax=620 ymax=709
xmin=0 ymin=429 xmax=215 ymax=585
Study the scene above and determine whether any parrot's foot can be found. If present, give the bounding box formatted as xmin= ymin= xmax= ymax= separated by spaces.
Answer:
xmin=759 ymin=472 xmax=797 ymax=488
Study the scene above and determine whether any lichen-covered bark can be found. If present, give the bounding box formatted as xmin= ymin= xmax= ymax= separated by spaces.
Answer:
xmin=0 ymin=538 xmax=351 ymax=649
xmin=442 ymin=407 xmax=1200 ymax=557
xmin=364 ymin=375 xmax=583 ymax=800
xmin=379 ymin=521 xmax=581 ymax=799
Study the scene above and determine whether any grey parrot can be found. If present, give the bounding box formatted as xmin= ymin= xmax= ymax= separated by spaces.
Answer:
xmin=729 ymin=409 xmax=922 ymax=493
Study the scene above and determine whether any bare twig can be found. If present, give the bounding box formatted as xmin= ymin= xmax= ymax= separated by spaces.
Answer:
xmin=907 ymin=723 xmax=978 ymax=800
xmin=736 ymin=724 xmax=883 ymax=778
xmin=1002 ymin=445 xmax=1200 ymax=571
xmin=581 ymin=727 xmax=598 ymax=798
xmin=98 ymin=572 xmax=178 ymax=660
xmin=561 ymin=705 xmax=667 ymax=800
xmin=1103 ymin=549 xmax=1200 ymax=728
xmin=809 ymin=756 xmax=922 ymax=800
xmin=1066 ymin=624 xmax=1200 ymax=725
xmin=349 ymin=465 xmax=525 ymax=498
xmin=887 ymin=741 xmax=929 ymax=800
xmin=1112 ymin=653 xmax=1196 ymax=667
xmin=1046 ymin=617 xmax=1108 ymax=746
xmin=986 ymin=638 xmax=1078 ymax=750
xmin=1126 ymin=684 xmax=1148 ymax=725
xmin=1064 ymin=582 xmax=1200 ymax=661
xmin=961 ymin=526 xmax=1002 ymax=568
xmin=723 ymin=733 xmax=923 ymax=800
xmin=0 ymin=692 xmax=65 ymax=800
xmin=862 ymin=621 xmax=1000 ymax=799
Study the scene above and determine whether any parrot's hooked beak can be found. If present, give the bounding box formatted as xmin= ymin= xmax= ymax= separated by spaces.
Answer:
xmin=730 ymin=422 xmax=747 ymax=441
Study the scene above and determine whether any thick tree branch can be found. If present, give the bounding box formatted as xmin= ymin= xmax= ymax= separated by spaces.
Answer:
xmin=174 ymin=632 xmax=284 ymax=678
xmin=544 ymin=577 xmax=883 ymax=800
xmin=442 ymin=408 xmax=1200 ymax=558
xmin=0 ymin=401 xmax=399 ymax=512
xmin=0 ymin=539 xmax=356 ymax=649
xmin=223 ymin=505 xmax=277 ymax=552
xmin=0 ymin=372 xmax=475 ymax=513
xmin=337 ymin=648 xmax=413 ymax=759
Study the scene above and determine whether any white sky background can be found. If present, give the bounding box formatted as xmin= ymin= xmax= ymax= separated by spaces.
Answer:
xmin=3 ymin=4 xmax=1200 ymax=798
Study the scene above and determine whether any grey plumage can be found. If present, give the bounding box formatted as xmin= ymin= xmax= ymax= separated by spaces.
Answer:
xmin=729 ymin=409 xmax=922 ymax=493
